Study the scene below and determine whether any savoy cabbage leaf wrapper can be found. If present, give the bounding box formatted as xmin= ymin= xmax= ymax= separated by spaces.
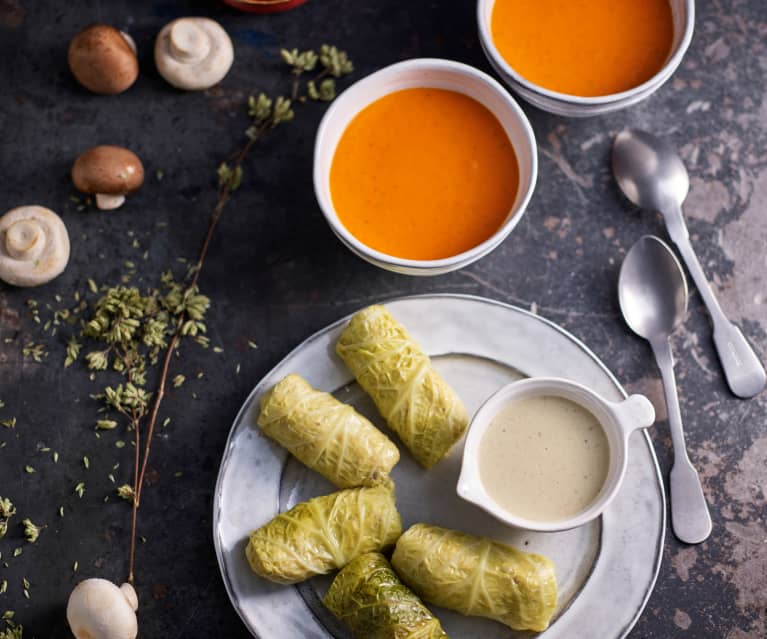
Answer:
xmin=392 ymin=524 xmax=558 ymax=632
xmin=246 ymin=485 xmax=402 ymax=584
xmin=257 ymin=373 xmax=400 ymax=488
xmin=336 ymin=305 xmax=468 ymax=468
xmin=324 ymin=552 xmax=449 ymax=639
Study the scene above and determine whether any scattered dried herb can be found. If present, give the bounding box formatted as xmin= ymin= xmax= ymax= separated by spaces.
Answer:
xmin=21 ymin=342 xmax=46 ymax=362
xmin=21 ymin=520 xmax=41 ymax=544
xmin=0 ymin=499 xmax=15 ymax=539
xmin=116 ymin=485 xmax=134 ymax=502
xmin=0 ymin=620 xmax=22 ymax=639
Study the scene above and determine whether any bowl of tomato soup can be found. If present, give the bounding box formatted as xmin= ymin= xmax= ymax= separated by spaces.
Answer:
xmin=313 ymin=58 xmax=537 ymax=275
xmin=477 ymin=0 xmax=695 ymax=117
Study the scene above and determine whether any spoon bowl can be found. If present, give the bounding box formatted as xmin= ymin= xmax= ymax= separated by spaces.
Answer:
xmin=619 ymin=236 xmax=688 ymax=339
xmin=612 ymin=129 xmax=689 ymax=212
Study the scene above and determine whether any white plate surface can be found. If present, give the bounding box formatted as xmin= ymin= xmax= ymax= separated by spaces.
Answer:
xmin=213 ymin=294 xmax=665 ymax=639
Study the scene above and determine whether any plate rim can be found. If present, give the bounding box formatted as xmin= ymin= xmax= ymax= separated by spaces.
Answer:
xmin=212 ymin=293 xmax=667 ymax=638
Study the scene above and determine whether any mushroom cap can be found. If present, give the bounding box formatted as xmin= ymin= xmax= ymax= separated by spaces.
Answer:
xmin=72 ymin=146 xmax=145 ymax=196
xmin=67 ymin=578 xmax=138 ymax=639
xmin=68 ymin=24 xmax=139 ymax=95
xmin=154 ymin=17 xmax=234 ymax=90
xmin=0 ymin=206 xmax=70 ymax=287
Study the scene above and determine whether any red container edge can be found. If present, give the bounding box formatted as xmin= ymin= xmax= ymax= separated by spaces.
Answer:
xmin=221 ymin=0 xmax=309 ymax=13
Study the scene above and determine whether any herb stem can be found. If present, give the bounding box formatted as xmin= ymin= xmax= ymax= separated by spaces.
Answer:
xmin=127 ymin=367 xmax=141 ymax=586
xmin=126 ymin=121 xmax=258 ymax=585
xmin=127 ymin=409 xmax=140 ymax=585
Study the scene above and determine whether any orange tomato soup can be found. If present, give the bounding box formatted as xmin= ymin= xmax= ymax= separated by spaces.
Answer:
xmin=330 ymin=88 xmax=519 ymax=261
xmin=491 ymin=0 xmax=674 ymax=97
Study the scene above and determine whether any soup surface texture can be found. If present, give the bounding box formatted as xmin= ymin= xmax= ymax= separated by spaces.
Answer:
xmin=491 ymin=0 xmax=674 ymax=97
xmin=330 ymin=88 xmax=519 ymax=260
xmin=479 ymin=395 xmax=610 ymax=522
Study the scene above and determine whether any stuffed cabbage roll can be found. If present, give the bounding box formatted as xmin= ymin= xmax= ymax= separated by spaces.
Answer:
xmin=246 ymin=485 xmax=402 ymax=584
xmin=336 ymin=305 xmax=468 ymax=469
xmin=324 ymin=552 xmax=449 ymax=639
xmin=391 ymin=524 xmax=557 ymax=632
xmin=257 ymin=374 xmax=400 ymax=488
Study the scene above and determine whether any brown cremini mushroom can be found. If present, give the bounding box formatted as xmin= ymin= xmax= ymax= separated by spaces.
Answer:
xmin=0 ymin=206 xmax=70 ymax=287
xmin=68 ymin=24 xmax=139 ymax=95
xmin=72 ymin=146 xmax=145 ymax=210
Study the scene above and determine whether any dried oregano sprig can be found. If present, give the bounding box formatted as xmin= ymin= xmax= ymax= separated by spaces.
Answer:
xmin=60 ymin=270 xmax=210 ymax=584
xmin=116 ymin=44 xmax=352 ymax=585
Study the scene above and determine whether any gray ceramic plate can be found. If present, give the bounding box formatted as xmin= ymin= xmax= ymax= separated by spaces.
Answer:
xmin=213 ymin=294 xmax=665 ymax=639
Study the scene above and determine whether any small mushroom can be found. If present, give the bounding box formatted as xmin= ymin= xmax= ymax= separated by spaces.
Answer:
xmin=154 ymin=17 xmax=234 ymax=90
xmin=67 ymin=578 xmax=138 ymax=639
xmin=68 ymin=24 xmax=139 ymax=95
xmin=72 ymin=145 xmax=145 ymax=210
xmin=0 ymin=206 xmax=70 ymax=287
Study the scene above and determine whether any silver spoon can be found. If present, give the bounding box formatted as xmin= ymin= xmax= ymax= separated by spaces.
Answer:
xmin=612 ymin=129 xmax=766 ymax=399
xmin=619 ymin=235 xmax=712 ymax=544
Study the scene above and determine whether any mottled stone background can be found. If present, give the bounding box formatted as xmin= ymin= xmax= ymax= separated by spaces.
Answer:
xmin=0 ymin=0 xmax=765 ymax=637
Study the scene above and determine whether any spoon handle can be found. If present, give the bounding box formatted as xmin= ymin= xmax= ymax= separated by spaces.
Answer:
xmin=650 ymin=338 xmax=712 ymax=544
xmin=665 ymin=206 xmax=766 ymax=398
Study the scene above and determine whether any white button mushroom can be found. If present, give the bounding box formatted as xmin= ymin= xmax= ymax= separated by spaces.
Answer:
xmin=0 ymin=206 xmax=70 ymax=287
xmin=67 ymin=579 xmax=138 ymax=639
xmin=71 ymin=146 xmax=145 ymax=210
xmin=154 ymin=17 xmax=234 ymax=90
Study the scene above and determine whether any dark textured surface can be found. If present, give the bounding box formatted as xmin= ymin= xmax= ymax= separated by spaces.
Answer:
xmin=1 ymin=1 xmax=766 ymax=637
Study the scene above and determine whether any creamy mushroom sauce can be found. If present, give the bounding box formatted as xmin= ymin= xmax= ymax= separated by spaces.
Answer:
xmin=479 ymin=395 xmax=610 ymax=522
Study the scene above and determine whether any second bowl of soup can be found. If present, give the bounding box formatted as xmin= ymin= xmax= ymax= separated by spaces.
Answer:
xmin=477 ymin=0 xmax=695 ymax=117
xmin=313 ymin=58 xmax=537 ymax=275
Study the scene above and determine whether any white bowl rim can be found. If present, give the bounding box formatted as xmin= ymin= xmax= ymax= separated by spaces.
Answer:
xmin=457 ymin=376 xmax=655 ymax=532
xmin=476 ymin=0 xmax=696 ymax=106
xmin=313 ymin=57 xmax=538 ymax=271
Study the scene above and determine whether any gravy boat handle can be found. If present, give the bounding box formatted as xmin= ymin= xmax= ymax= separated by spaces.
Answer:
xmin=611 ymin=394 xmax=656 ymax=435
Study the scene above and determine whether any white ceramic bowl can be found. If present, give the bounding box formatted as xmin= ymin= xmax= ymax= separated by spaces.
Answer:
xmin=477 ymin=0 xmax=695 ymax=117
xmin=313 ymin=58 xmax=537 ymax=276
xmin=457 ymin=377 xmax=655 ymax=532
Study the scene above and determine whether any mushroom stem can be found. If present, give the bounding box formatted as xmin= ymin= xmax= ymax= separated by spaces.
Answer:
xmin=5 ymin=219 xmax=43 ymax=260
xmin=95 ymin=193 xmax=127 ymax=210
xmin=169 ymin=21 xmax=210 ymax=62
xmin=120 ymin=583 xmax=139 ymax=611
xmin=120 ymin=31 xmax=137 ymax=55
